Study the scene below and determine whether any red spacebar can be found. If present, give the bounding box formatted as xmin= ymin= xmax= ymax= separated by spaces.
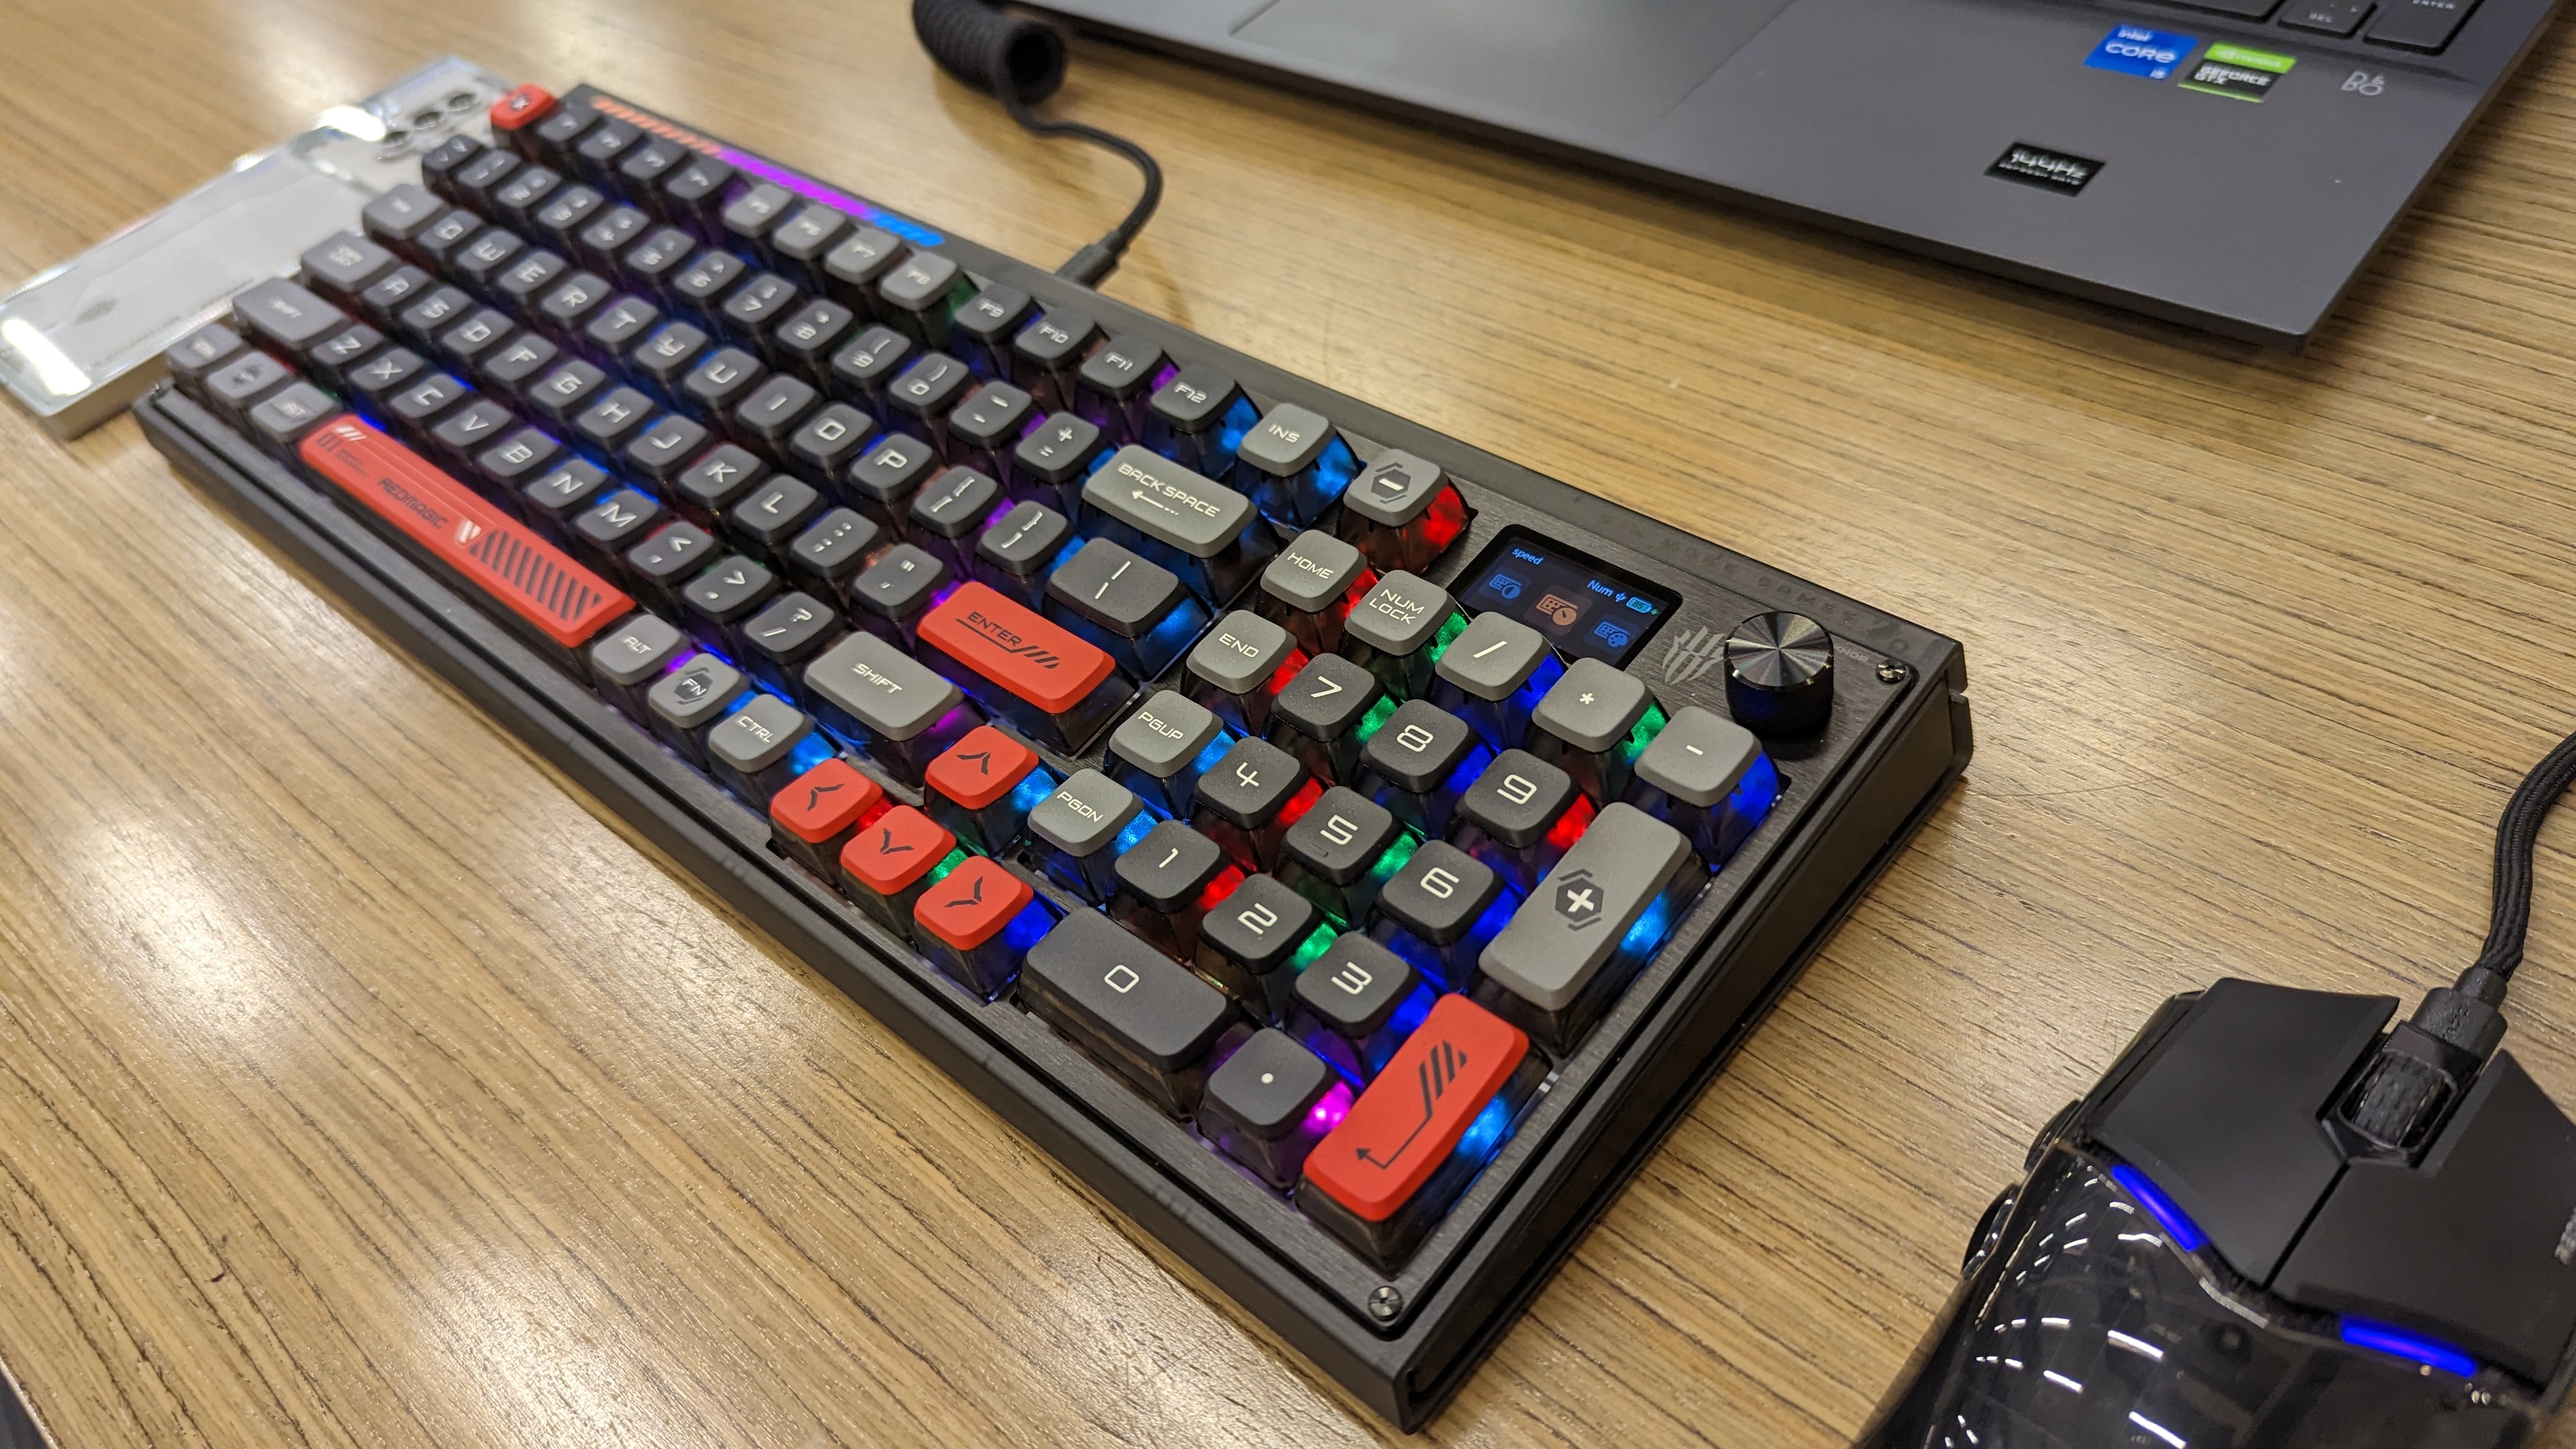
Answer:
xmin=299 ymin=416 xmax=632 ymax=648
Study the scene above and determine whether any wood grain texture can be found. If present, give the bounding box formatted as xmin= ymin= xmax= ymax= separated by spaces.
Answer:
xmin=4 ymin=0 xmax=2576 ymax=1441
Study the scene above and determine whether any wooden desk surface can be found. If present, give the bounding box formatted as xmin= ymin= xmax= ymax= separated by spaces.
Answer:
xmin=6 ymin=1 xmax=2576 ymax=1443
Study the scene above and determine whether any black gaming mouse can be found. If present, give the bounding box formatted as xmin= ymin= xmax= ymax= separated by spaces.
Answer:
xmin=1859 ymin=732 xmax=2576 ymax=1448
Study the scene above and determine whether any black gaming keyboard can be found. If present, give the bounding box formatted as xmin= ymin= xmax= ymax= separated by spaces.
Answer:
xmin=138 ymin=80 xmax=1972 ymax=1429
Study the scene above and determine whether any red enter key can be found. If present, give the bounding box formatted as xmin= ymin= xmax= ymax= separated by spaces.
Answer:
xmin=1303 ymin=994 xmax=1529 ymax=1221
xmin=300 ymin=416 xmax=631 ymax=650
xmin=916 ymin=581 xmax=1115 ymax=716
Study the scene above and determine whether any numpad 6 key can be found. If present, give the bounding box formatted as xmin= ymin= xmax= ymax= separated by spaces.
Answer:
xmin=139 ymin=79 xmax=1972 ymax=1429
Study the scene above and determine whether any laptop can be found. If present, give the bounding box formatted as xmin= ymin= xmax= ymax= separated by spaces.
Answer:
xmin=1021 ymin=0 xmax=2563 ymax=349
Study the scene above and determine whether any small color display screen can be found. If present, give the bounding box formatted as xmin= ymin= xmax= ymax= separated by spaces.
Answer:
xmin=1455 ymin=526 xmax=1678 ymax=666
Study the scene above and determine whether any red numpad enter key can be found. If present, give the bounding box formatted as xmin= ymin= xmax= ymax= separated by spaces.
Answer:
xmin=916 ymin=582 xmax=1114 ymax=716
xmin=299 ymin=417 xmax=632 ymax=649
xmin=1303 ymin=995 xmax=1530 ymax=1222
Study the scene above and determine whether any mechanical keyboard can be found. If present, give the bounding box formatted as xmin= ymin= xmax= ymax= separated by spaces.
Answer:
xmin=137 ymin=80 xmax=1973 ymax=1429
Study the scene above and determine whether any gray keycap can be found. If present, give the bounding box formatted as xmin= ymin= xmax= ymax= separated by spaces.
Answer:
xmin=590 ymin=615 xmax=687 ymax=686
xmin=1533 ymin=658 xmax=1652 ymax=753
xmin=1293 ymin=933 xmax=1417 ymax=1036
xmin=804 ymin=631 xmax=963 ymax=742
xmin=1110 ymin=691 xmax=1224 ymax=779
xmin=1236 ymin=402 xmax=1332 ymax=477
xmin=1478 ymin=802 xmax=1691 ymax=1011
xmin=361 ymin=183 xmax=445 ymax=242
xmin=649 ymin=654 xmax=744 ymax=731
xmin=233 ymin=278 xmax=349 ymax=353
xmin=1343 ymin=450 xmax=1445 ymax=527
xmin=1435 ymin=613 xmax=1548 ymax=702
xmin=1262 ymin=530 xmax=1364 ymax=615
xmin=1023 ymin=910 xmax=1232 ymax=1074
xmin=1083 ymin=445 xmax=1254 ymax=558
xmin=1204 ymin=1029 xmax=1333 ymax=1138
xmin=1188 ymin=611 xmax=1294 ymax=696
xmin=1346 ymin=572 xmax=1453 ymax=655
xmin=1631 ymin=705 xmax=1759 ymax=806
xmin=1027 ymin=769 xmax=1143 ymax=857
xmin=709 ymin=694 xmax=813 ymax=773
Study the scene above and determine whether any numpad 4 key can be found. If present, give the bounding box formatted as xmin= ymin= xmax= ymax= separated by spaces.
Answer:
xmin=139 ymin=80 xmax=1972 ymax=1429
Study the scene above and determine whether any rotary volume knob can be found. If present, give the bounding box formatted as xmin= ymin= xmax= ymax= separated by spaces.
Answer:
xmin=1723 ymin=611 xmax=1835 ymax=737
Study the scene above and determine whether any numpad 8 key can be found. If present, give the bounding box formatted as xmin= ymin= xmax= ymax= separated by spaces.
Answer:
xmin=140 ymin=79 xmax=1973 ymax=1429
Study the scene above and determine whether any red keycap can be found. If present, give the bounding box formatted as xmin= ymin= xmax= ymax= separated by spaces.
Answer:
xmin=770 ymin=758 xmax=885 ymax=843
xmin=913 ymin=855 xmax=1034 ymax=951
xmin=916 ymin=581 xmax=1115 ymax=716
xmin=839 ymin=806 xmax=956 ymax=896
xmin=924 ymin=724 xmax=1038 ymax=810
xmin=1302 ymin=995 xmax=1529 ymax=1222
xmin=489 ymin=83 xmax=556 ymax=134
xmin=299 ymin=416 xmax=631 ymax=648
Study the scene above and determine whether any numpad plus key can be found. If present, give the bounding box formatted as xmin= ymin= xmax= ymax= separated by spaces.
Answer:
xmin=141 ymin=80 xmax=1966 ymax=1429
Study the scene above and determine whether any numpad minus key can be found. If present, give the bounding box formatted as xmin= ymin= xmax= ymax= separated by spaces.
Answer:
xmin=136 ymin=79 xmax=1972 ymax=1430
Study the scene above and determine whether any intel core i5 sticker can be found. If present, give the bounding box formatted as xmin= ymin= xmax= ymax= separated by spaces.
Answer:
xmin=2087 ymin=25 xmax=2196 ymax=80
xmin=2181 ymin=43 xmax=2297 ymax=100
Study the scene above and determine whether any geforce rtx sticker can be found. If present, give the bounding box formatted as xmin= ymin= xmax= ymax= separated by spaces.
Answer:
xmin=2181 ymin=43 xmax=2297 ymax=101
xmin=1988 ymin=144 xmax=2103 ymax=195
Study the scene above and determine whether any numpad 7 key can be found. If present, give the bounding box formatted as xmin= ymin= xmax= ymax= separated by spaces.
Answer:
xmin=139 ymin=79 xmax=1972 ymax=1430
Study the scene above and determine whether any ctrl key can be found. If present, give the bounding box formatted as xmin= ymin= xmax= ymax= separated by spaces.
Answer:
xmin=1020 ymin=910 xmax=1239 ymax=1117
xmin=1296 ymin=993 xmax=1544 ymax=1268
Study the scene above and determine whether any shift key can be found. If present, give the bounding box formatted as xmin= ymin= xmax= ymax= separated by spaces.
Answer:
xmin=1020 ymin=910 xmax=1234 ymax=1116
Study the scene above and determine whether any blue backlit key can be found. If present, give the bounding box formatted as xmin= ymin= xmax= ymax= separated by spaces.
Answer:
xmin=1107 ymin=690 xmax=1235 ymax=820
xmin=707 ymin=693 xmax=826 ymax=806
xmin=1232 ymin=402 xmax=1360 ymax=530
xmin=1474 ymin=802 xmax=1705 ymax=1055
xmin=1368 ymin=840 xmax=1512 ymax=992
xmin=1046 ymin=537 xmax=1209 ymax=680
xmin=1625 ymin=704 xmax=1778 ymax=867
xmin=1108 ymin=819 xmax=1236 ymax=960
xmin=1356 ymin=699 xmax=1485 ymax=838
xmin=1025 ymin=768 xmax=1151 ymax=903
xmin=1290 ymin=932 xmax=1431 ymax=1085
xmin=1430 ymin=612 xmax=1562 ymax=752
xmin=1528 ymin=658 xmax=1660 ymax=805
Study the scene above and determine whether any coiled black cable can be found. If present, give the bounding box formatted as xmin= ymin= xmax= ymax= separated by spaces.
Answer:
xmin=910 ymin=0 xmax=1163 ymax=286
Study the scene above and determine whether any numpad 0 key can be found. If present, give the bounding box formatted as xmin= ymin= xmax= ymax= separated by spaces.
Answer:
xmin=137 ymin=80 xmax=1972 ymax=1430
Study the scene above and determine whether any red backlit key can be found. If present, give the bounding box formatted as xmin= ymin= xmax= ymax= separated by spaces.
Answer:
xmin=912 ymin=854 xmax=1050 ymax=1000
xmin=1298 ymin=993 xmax=1538 ymax=1267
xmin=838 ymin=805 xmax=958 ymax=937
xmin=915 ymin=581 xmax=1129 ymax=752
xmin=769 ymin=757 xmax=886 ymax=880
xmin=489 ymin=84 xmax=557 ymax=142
xmin=298 ymin=417 xmax=632 ymax=657
xmin=923 ymin=724 xmax=1044 ymax=854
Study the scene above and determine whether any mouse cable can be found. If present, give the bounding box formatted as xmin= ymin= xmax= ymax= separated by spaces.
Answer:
xmin=910 ymin=0 xmax=1164 ymax=287
xmin=2386 ymin=722 xmax=2576 ymax=1074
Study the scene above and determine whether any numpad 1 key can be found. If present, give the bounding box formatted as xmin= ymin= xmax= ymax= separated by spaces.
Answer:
xmin=139 ymin=80 xmax=1969 ymax=1430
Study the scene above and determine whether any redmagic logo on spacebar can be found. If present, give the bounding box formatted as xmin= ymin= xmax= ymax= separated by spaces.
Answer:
xmin=298 ymin=417 xmax=632 ymax=648
xmin=917 ymin=582 xmax=1114 ymax=714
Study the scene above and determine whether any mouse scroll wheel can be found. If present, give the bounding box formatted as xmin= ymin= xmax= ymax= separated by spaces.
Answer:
xmin=2340 ymin=1052 xmax=2457 ymax=1150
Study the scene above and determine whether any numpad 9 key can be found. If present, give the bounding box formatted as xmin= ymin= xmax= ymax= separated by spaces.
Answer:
xmin=139 ymin=79 xmax=1972 ymax=1430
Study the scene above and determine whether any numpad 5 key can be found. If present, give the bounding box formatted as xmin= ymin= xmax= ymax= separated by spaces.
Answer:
xmin=139 ymin=79 xmax=1972 ymax=1429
